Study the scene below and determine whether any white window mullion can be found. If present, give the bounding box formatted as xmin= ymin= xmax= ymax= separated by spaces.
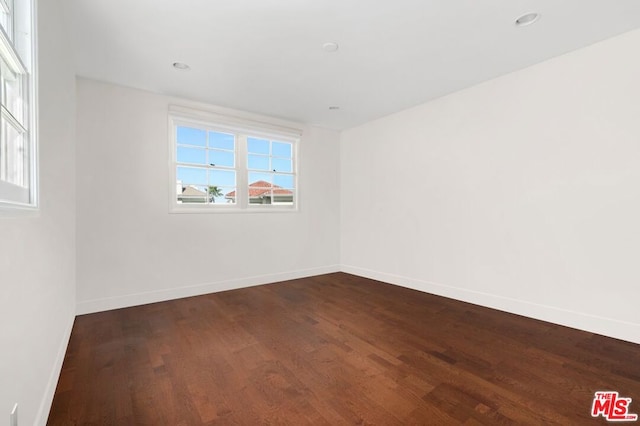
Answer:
xmin=237 ymin=134 xmax=248 ymax=209
xmin=266 ymin=140 xmax=273 ymax=203
xmin=2 ymin=105 xmax=26 ymax=132
xmin=205 ymin=129 xmax=210 ymax=204
xmin=293 ymin=142 xmax=298 ymax=204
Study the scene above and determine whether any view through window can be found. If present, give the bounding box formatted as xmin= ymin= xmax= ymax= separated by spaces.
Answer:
xmin=171 ymin=111 xmax=298 ymax=211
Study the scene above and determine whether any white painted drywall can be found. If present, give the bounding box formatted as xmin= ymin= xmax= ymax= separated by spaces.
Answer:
xmin=0 ymin=1 xmax=77 ymax=425
xmin=341 ymin=29 xmax=640 ymax=344
xmin=75 ymin=79 xmax=340 ymax=314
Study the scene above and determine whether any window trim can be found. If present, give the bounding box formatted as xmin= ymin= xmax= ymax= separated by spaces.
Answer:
xmin=0 ymin=0 xmax=37 ymax=211
xmin=168 ymin=106 xmax=301 ymax=214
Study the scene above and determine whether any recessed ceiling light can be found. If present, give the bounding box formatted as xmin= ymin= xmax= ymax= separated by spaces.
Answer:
xmin=322 ymin=42 xmax=339 ymax=53
xmin=515 ymin=13 xmax=540 ymax=27
xmin=328 ymin=106 xmax=340 ymax=110
xmin=172 ymin=62 xmax=190 ymax=71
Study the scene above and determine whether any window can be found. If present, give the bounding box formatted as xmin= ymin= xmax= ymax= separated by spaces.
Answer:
xmin=0 ymin=0 xmax=36 ymax=208
xmin=169 ymin=106 xmax=300 ymax=212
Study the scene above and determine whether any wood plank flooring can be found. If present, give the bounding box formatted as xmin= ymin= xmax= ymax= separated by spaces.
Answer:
xmin=48 ymin=273 xmax=640 ymax=425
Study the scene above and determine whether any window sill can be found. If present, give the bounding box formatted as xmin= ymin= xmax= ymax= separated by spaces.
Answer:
xmin=169 ymin=205 xmax=298 ymax=214
xmin=0 ymin=200 xmax=39 ymax=216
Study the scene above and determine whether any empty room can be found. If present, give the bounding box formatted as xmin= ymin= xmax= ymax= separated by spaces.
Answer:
xmin=1 ymin=0 xmax=640 ymax=425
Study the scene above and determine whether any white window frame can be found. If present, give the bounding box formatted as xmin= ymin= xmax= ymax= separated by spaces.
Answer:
xmin=0 ymin=0 xmax=37 ymax=210
xmin=169 ymin=105 xmax=300 ymax=213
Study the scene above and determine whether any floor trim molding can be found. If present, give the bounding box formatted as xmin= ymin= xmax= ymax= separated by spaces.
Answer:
xmin=76 ymin=265 xmax=341 ymax=315
xmin=341 ymin=264 xmax=640 ymax=345
xmin=35 ymin=312 xmax=75 ymax=426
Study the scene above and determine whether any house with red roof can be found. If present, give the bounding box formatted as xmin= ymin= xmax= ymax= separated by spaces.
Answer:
xmin=226 ymin=180 xmax=293 ymax=205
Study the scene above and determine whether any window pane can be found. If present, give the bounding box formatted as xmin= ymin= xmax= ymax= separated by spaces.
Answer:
xmin=248 ymin=183 xmax=272 ymax=205
xmin=0 ymin=13 xmax=8 ymax=39
xmin=209 ymin=131 xmax=234 ymax=150
xmin=2 ymin=120 xmax=25 ymax=186
xmin=177 ymin=166 xmax=207 ymax=185
xmin=177 ymin=184 xmax=208 ymax=204
xmin=247 ymin=137 xmax=269 ymax=154
xmin=177 ymin=126 xmax=206 ymax=147
xmin=248 ymin=171 xmax=273 ymax=185
xmin=210 ymin=186 xmax=236 ymax=204
xmin=0 ymin=1 xmax=12 ymax=42
xmin=209 ymin=169 xmax=235 ymax=187
xmin=210 ymin=149 xmax=234 ymax=168
xmin=177 ymin=146 xmax=206 ymax=165
xmin=1 ymin=56 xmax=22 ymax=123
xmin=248 ymin=154 xmax=269 ymax=170
xmin=272 ymin=142 xmax=292 ymax=158
xmin=274 ymin=174 xmax=294 ymax=189
xmin=271 ymin=158 xmax=292 ymax=173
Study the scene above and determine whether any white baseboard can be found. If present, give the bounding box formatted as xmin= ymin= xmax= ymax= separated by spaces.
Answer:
xmin=76 ymin=265 xmax=341 ymax=315
xmin=34 ymin=312 xmax=75 ymax=426
xmin=341 ymin=264 xmax=640 ymax=345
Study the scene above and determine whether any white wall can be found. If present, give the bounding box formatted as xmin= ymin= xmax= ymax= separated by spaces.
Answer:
xmin=341 ymin=29 xmax=640 ymax=344
xmin=75 ymin=79 xmax=340 ymax=314
xmin=0 ymin=1 xmax=76 ymax=425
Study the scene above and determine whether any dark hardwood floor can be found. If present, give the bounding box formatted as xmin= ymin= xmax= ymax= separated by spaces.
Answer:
xmin=48 ymin=273 xmax=640 ymax=425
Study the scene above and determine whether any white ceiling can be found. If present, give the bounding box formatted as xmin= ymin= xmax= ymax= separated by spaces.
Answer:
xmin=64 ymin=1 xmax=640 ymax=130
